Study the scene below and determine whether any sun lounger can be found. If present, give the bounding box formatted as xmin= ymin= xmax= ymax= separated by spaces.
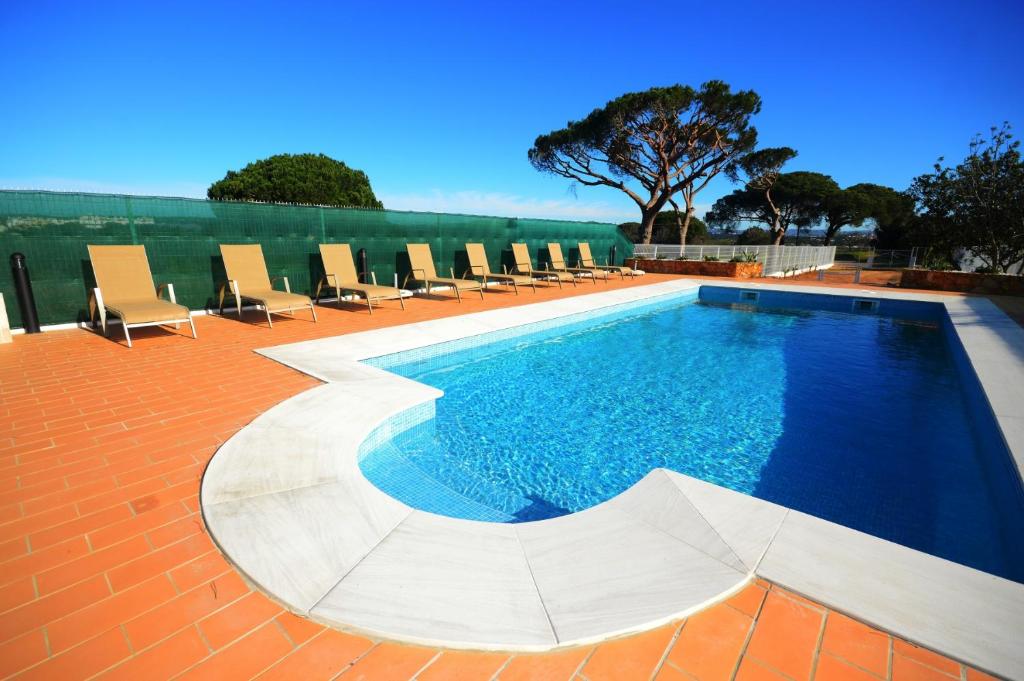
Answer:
xmin=578 ymin=242 xmax=641 ymax=278
xmin=404 ymin=243 xmax=484 ymax=302
xmin=316 ymin=243 xmax=405 ymax=313
xmin=510 ymin=243 xmax=576 ymax=288
xmin=87 ymin=245 xmax=196 ymax=348
xmin=218 ymin=244 xmax=317 ymax=327
xmin=547 ymin=243 xmax=611 ymax=283
xmin=465 ymin=243 xmax=536 ymax=294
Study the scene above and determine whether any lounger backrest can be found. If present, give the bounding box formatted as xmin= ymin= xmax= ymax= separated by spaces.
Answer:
xmin=578 ymin=242 xmax=596 ymax=267
xmin=88 ymin=245 xmax=157 ymax=301
xmin=320 ymin=243 xmax=359 ymax=283
xmin=548 ymin=243 xmax=567 ymax=269
xmin=511 ymin=243 xmax=533 ymax=272
xmin=220 ymin=244 xmax=272 ymax=291
xmin=465 ymin=243 xmax=492 ymax=276
xmin=407 ymin=244 xmax=439 ymax=279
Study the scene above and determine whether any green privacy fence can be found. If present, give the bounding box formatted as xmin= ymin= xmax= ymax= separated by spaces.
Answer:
xmin=0 ymin=190 xmax=632 ymax=328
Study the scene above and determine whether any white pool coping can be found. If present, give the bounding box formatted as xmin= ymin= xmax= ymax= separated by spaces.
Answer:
xmin=200 ymin=279 xmax=1024 ymax=679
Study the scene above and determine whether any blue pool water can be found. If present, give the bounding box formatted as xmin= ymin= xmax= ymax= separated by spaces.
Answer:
xmin=360 ymin=287 xmax=1024 ymax=581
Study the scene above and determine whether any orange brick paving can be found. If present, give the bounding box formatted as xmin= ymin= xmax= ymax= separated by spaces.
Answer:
xmin=0 ymin=273 xmax=1005 ymax=679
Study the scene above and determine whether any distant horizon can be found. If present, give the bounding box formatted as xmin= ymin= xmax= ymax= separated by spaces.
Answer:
xmin=2 ymin=1 xmax=1021 ymax=226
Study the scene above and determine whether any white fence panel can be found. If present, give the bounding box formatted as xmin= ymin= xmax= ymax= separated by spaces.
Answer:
xmin=631 ymin=244 xmax=835 ymax=277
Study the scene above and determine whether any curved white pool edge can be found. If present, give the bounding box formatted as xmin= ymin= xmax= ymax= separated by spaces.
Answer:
xmin=201 ymin=279 xmax=1024 ymax=679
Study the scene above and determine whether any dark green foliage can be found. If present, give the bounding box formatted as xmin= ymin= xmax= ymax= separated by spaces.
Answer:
xmin=908 ymin=123 xmax=1024 ymax=273
xmin=618 ymin=212 xmax=708 ymax=243
xmin=207 ymin=153 xmax=383 ymax=209
xmin=530 ymin=82 xmax=761 ymax=244
xmin=707 ymin=171 xmax=837 ymax=244
xmin=734 ymin=227 xmax=772 ymax=245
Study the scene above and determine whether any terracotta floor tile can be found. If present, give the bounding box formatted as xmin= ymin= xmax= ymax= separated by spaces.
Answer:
xmin=339 ymin=641 xmax=438 ymax=680
xmin=168 ymin=550 xmax=232 ymax=592
xmin=123 ymin=570 xmax=249 ymax=649
xmin=655 ymin=661 xmax=693 ymax=680
xmin=175 ymin=621 xmax=294 ymax=681
xmin=821 ymin=612 xmax=890 ymax=677
xmin=816 ymin=652 xmax=881 ymax=681
xmin=0 ymin=574 xmax=109 ymax=644
xmin=0 ymin=628 xmax=49 ymax=677
xmin=255 ymin=630 xmax=375 ymax=680
xmin=892 ymin=653 xmax=961 ymax=681
xmin=274 ymin=611 xmax=324 ymax=646
xmin=417 ymin=650 xmax=511 ymax=680
xmin=0 ymin=577 xmax=37 ymax=613
xmin=666 ymin=603 xmax=752 ymax=681
xmin=745 ymin=591 xmax=824 ymax=681
xmin=735 ymin=656 xmax=790 ymax=681
xmin=198 ymin=591 xmax=282 ymax=649
xmin=726 ymin=582 xmax=768 ymax=618
xmin=94 ymin=626 xmax=210 ymax=680
xmin=35 ymin=534 xmax=151 ymax=595
xmin=581 ymin=623 xmax=679 ymax=681
xmin=46 ymin=573 xmax=177 ymax=653
xmin=15 ymin=627 xmax=132 ymax=681
xmin=893 ymin=640 xmax=961 ymax=677
xmin=498 ymin=647 xmax=592 ymax=681
xmin=965 ymin=668 xmax=1001 ymax=681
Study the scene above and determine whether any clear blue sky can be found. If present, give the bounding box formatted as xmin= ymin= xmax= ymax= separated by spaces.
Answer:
xmin=1 ymin=0 xmax=1022 ymax=223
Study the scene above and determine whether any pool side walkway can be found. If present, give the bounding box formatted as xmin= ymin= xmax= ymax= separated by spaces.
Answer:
xmin=0 ymin=273 xmax=1004 ymax=680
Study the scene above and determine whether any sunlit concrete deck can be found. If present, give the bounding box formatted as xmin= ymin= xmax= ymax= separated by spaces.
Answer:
xmin=0 ymin=273 xmax=1017 ymax=680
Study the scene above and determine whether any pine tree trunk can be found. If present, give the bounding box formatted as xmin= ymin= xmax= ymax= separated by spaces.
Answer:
xmin=640 ymin=210 xmax=658 ymax=245
xmin=679 ymin=210 xmax=693 ymax=246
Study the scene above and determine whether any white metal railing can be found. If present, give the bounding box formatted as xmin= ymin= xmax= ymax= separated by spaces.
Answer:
xmin=630 ymin=244 xmax=836 ymax=277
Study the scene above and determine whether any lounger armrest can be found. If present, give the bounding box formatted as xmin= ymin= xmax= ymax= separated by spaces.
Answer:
xmin=270 ymin=276 xmax=291 ymax=293
xmin=156 ymin=283 xmax=177 ymax=304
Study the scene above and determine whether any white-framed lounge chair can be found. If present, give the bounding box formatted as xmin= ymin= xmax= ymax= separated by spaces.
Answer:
xmin=578 ymin=242 xmax=641 ymax=278
xmin=510 ymin=243 xmax=576 ymax=288
xmin=464 ymin=243 xmax=536 ymax=294
xmin=87 ymin=245 xmax=196 ymax=348
xmin=547 ymin=242 xmax=611 ymax=284
xmin=218 ymin=244 xmax=317 ymax=327
xmin=316 ymin=243 xmax=406 ymax=314
xmin=404 ymin=243 xmax=484 ymax=302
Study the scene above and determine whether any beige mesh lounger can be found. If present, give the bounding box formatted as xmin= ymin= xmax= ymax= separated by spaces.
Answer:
xmin=510 ymin=243 xmax=575 ymax=288
xmin=316 ymin=243 xmax=405 ymax=314
xmin=548 ymin=242 xmax=611 ymax=284
xmin=218 ymin=244 xmax=317 ymax=327
xmin=578 ymin=242 xmax=640 ymax=279
xmin=87 ymin=245 xmax=196 ymax=348
xmin=464 ymin=243 xmax=536 ymax=294
xmin=404 ymin=243 xmax=484 ymax=302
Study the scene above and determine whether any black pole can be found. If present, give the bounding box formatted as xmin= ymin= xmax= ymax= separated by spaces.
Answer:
xmin=10 ymin=253 xmax=41 ymax=333
xmin=609 ymin=244 xmax=617 ymax=266
xmin=357 ymin=248 xmax=368 ymax=284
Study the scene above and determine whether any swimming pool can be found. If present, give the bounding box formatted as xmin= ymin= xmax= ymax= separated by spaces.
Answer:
xmin=359 ymin=286 xmax=1024 ymax=581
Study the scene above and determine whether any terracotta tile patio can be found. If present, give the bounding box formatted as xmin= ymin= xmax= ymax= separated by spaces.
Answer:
xmin=0 ymin=273 xmax=997 ymax=679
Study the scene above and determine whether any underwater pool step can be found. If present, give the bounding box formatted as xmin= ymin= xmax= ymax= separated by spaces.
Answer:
xmin=360 ymin=441 xmax=521 ymax=522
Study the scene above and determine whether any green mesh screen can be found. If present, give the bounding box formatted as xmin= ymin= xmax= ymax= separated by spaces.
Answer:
xmin=0 ymin=191 xmax=633 ymax=328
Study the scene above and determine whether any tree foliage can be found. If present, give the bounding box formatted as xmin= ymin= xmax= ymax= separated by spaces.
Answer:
xmin=706 ymin=170 xmax=837 ymax=244
xmin=529 ymin=81 xmax=761 ymax=244
xmin=207 ymin=153 xmax=383 ymax=208
xmin=619 ymin=212 xmax=708 ymax=244
xmin=908 ymin=124 xmax=1024 ymax=273
xmin=734 ymin=227 xmax=772 ymax=245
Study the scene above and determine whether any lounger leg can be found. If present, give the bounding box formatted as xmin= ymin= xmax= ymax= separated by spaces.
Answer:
xmin=217 ymin=284 xmax=226 ymax=315
xmin=512 ymin=281 xmax=518 ymax=296
xmin=309 ymin=303 xmax=318 ymax=322
xmin=366 ymin=296 xmax=373 ymax=314
xmin=188 ymin=315 xmax=197 ymax=339
xmin=265 ymin=307 xmax=273 ymax=328
xmin=454 ymin=286 xmax=462 ymax=303
xmin=123 ymin=323 xmax=132 ymax=349
xmin=235 ymin=293 xmax=243 ymax=319
xmin=478 ymin=286 xmax=484 ymax=300
xmin=398 ymin=294 xmax=406 ymax=310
